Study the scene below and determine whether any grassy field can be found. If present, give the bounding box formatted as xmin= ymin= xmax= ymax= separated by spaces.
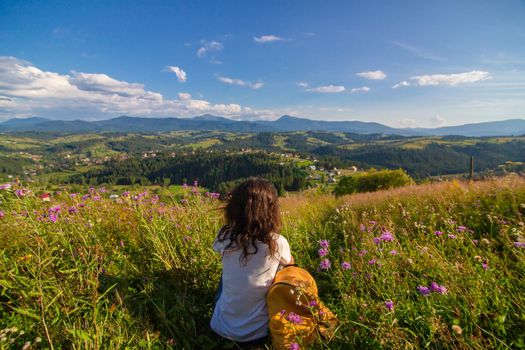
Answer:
xmin=1 ymin=177 xmax=524 ymax=349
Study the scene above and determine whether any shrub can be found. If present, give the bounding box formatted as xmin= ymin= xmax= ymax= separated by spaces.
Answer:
xmin=333 ymin=169 xmax=412 ymax=196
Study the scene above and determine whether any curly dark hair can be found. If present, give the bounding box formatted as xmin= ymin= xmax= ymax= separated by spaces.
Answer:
xmin=218 ymin=177 xmax=281 ymax=265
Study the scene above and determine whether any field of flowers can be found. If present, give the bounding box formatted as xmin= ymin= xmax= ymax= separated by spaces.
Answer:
xmin=1 ymin=177 xmax=524 ymax=349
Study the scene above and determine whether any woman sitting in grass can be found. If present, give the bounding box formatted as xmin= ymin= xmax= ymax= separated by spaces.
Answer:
xmin=210 ymin=177 xmax=294 ymax=348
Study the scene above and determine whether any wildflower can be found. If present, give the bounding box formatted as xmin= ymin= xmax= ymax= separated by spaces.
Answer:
xmin=385 ymin=300 xmax=394 ymax=311
xmin=286 ymin=312 xmax=302 ymax=324
xmin=457 ymin=226 xmax=467 ymax=232
xmin=373 ymin=237 xmax=381 ymax=245
xmin=280 ymin=309 xmax=286 ymax=316
xmin=319 ymin=259 xmax=331 ymax=270
xmin=318 ymin=247 xmax=328 ymax=257
xmin=119 ymin=240 xmax=125 ymax=247
xmin=380 ymin=230 xmax=394 ymax=242
xmin=360 ymin=223 xmax=366 ymax=231
xmin=193 ymin=179 xmax=198 ymax=187
xmin=417 ymin=285 xmax=431 ymax=296
xmin=430 ymin=282 xmax=448 ymax=294
xmin=482 ymin=260 xmax=488 ymax=270
xmin=122 ymin=191 xmax=130 ymax=197
xmin=0 ymin=210 xmax=4 ymax=219
xmin=434 ymin=230 xmax=443 ymax=236
xmin=92 ymin=195 xmax=101 ymax=201
xmin=472 ymin=239 xmax=479 ymax=244
xmin=290 ymin=343 xmax=300 ymax=350
xmin=368 ymin=259 xmax=377 ymax=265
xmin=81 ymin=194 xmax=90 ymax=201
xmin=68 ymin=206 xmax=78 ymax=214
xmin=69 ymin=193 xmax=78 ymax=198
xmin=319 ymin=239 xmax=329 ymax=248
xmin=357 ymin=249 xmax=368 ymax=257
xmin=15 ymin=189 xmax=27 ymax=197
xmin=341 ymin=261 xmax=351 ymax=270
xmin=308 ymin=300 xmax=317 ymax=307
xmin=48 ymin=214 xmax=58 ymax=223
xmin=451 ymin=325 xmax=463 ymax=335
xmin=389 ymin=249 xmax=397 ymax=255
xmin=448 ymin=234 xmax=457 ymax=239
xmin=514 ymin=242 xmax=525 ymax=248
xmin=49 ymin=205 xmax=61 ymax=213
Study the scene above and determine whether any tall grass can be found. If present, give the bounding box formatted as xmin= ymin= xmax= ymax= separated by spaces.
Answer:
xmin=0 ymin=177 xmax=524 ymax=349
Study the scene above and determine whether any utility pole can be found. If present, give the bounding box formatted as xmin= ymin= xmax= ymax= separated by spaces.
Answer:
xmin=469 ymin=156 xmax=474 ymax=181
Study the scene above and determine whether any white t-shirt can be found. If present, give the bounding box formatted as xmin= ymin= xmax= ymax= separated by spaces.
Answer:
xmin=210 ymin=231 xmax=292 ymax=341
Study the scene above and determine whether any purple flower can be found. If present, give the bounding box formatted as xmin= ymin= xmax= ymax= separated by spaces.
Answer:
xmin=357 ymin=249 xmax=368 ymax=257
xmin=92 ymin=195 xmax=101 ymax=201
xmin=0 ymin=210 xmax=5 ymax=219
xmin=81 ymin=194 xmax=90 ymax=201
xmin=359 ymin=224 xmax=366 ymax=232
xmin=318 ymin=247 xmax=329 ymax=257
xmin=341 ymin=261 xmax=351 ymax=270
xmin=193 ymin=179 xmax=198 ymax=187
xmin=514 ymin=242 xmax=525 ymax=248
xmin=48 ymin=214 xmax=58 ymax=223
xmin=389 ymin=249 xmax=397 ymax=255
xmin=319 ymin=259 xmax=331 ymax=270
xmin=434 ymin=230 xmax=443 ymax=236
xmin=385 ymin=300 xmax=394 ymax=311
xmin=368 ymin=259 xmax=377 ymax=265
xmin=308 ymin=300 xmax=317 ymax=307
xmin=290 ymin=343 xmax=300 ymax=350
xmin=69 ymin=193 xmax=78 ymax=198
xmin=68 ymin=206 xmax=78 ymax=214
xmin=417 ymin=285 xmax=431 ymax=296
xmin=373 ymin=237 xmax=381 ymax=245
xmin=286 ymin=312 xmax=302 ymax=324
xmin=482 ymin=260 xmax=488 ymax=270
xmin=448 ymin=234 xmax=457 ymax=239
xmin=472 ymin=239 xmax=479 ymax=245
xmin=119 ymin=240 xmax=125 ymax=247
xmin=319 ymin=239 xmax=329 ymax=248
xmin=457 ymin=226 xmax=467 ymax=232
xmin=49 ymin=205 xmax=61 ymax=214
xmin=380 ymin=231 xmax=394 ymax=242
xmin=122 ymin=191 xmax=130 ymax=197
xmin=430 ymin=282 xmax=448 ymax=294
xmin=280 ymin=309 xmax=286 ymax=316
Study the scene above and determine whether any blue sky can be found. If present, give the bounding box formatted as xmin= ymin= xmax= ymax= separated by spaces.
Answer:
xmin=0 ymin=0 xmax=524 ymax=127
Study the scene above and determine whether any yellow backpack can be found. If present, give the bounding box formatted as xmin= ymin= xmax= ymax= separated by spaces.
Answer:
xmin=267 ymin=265 xmax=339 ymax=349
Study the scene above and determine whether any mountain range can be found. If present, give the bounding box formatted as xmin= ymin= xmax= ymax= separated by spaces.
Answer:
xmin=1 ymin=115 xmax=524 ymax=137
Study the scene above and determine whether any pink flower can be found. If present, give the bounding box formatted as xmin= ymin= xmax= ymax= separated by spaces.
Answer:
xmin=448 ymin=234 xmax=457 ymax=239
xmin=385 ymin=300 xmax=394 ymax=311
xmin=417 ymin=285 xmax=431 ymax=296
xmin=380 ymin=230 xmax=394 ymax=242
xmin=368 ymin=259 xmax=377 ymax=265
xmin=430 ymin=282 xmax=448 ymax=294
xmin=0 ymin=210 xmax=5 ymax=219
xmin=389 ymin=249 xmax=397 ymax=255
xmin=341 ymin=261 xmax=351 ymax=270
xmin=457 ymin=226 xmax=467 ymax=232
xmin=286 ymin=312 xmax=302 ymax=324
xmin=318 ymin=247 xmax=329 ymax=257
xmin=434 ymin=230 xmax=443 ymax=236
xmin=290 ymin=343 xmax=300 ymax=350
xmin=482 ymin=260 xmax=488 ymax=270
xmin=319 ymin=259 xmax=331 ymax=270
xmin=359 ymin=224 xmax=366 ymax=232
xmin=319 ymin=239 xmax=329 ymax=248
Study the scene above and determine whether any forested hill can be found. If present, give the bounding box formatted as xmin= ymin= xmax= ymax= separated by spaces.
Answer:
xmin=69 ymin=152 xmax=308 ymax=194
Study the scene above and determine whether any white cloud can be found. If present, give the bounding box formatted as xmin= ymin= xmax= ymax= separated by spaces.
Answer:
xmin=429 ymin=115 xmax=448 ymax=127
xmin=296 ymin=81 xmax=308 ymax=87
xmin=165 ymin=66 xmax=187 ymax=82
xmin=392 ymin=81 xmax=410 ymax=89
xmin=306 ymin=85 xmax=345 ymax=93
xmin=254 ymin=35 xmax=285 ymax=43
xmin=350 ymin=86 xmax=370 ymax=93
xmin=0 ymin=56 xmax=272 ymax=120
xmin=196 ymin=41 xmax=223 ymax=58
xmin=356 ymin=70 xmax=387 ymax=80
xmin=178 ymin=92 xmax=192 ymax=100
xmin=411 ymin=70 xmax=491 ymax=86
xmin=217 ymin=75 xmax=264 ymax=89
